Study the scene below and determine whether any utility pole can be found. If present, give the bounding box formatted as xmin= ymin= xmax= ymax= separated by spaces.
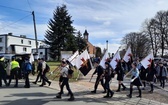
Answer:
xmin=32 ymin=11 xmax=38 ymax=54
xmin=106 ymin=40 xmax=108 ymax=51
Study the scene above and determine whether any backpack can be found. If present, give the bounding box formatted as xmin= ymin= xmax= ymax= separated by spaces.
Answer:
xmin=66 ymin=66 xmax=74 ymax=78
xmin=25 ymin=62 xmax=32 ymax=71
xmin=45 ymin=64 xmax=50 ymax=72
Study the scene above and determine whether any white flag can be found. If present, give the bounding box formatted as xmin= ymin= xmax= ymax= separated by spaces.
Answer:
xmin=99 ymin=50 xmax=109 ymax=69
xmin=68 ymin=50 xmax=79 ymax=62
xmin=75 ymin=49 xmax=92 ymax=76
xmin=123 ymin=46 xmax=132 ymax=63
xmin=110 ymin=51 xmax=121 ymax=69
xmin=141 ymin=53 xmax=154 ymax=69
xmin=30 ymin=54 xmax=34 ymax=64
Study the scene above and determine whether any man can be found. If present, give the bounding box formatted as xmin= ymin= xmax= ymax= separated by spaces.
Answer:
xmin=8 ymin=57 xmax=20 ymax=87
xmin=0 ymin=56 xmax=7 ymax=87
xmin=39 ymin=58 xmax=51 ymax=87
xmin=32 ymin=58 xmax=42 ymax=84
xmin=156 ymin=62 xmax=168 ymax=88
xmin=91 ymin=59 xmax=105 ymax=93
xmin=22 ymin=57 xmax=32 ymax=88
xmin=56 ymin=59 xmax=74 ymax=101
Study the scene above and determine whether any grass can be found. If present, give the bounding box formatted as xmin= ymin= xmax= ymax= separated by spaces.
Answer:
xmin=45 ymin=61 xmax=82 ymax=82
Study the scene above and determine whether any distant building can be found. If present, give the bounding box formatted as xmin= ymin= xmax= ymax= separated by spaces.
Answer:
xmin=83 ymin=30 xmax=96 ymax=57
xmin=0 ymin=33 xmax=44 ymax=54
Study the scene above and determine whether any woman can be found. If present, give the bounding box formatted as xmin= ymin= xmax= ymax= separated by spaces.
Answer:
xmin=125 ymin=62 xmax=142 ymax=98
xmin=103 ymin=62 xmax=114 ymax=98
xmin=115 ymin=59 xmax=126 ymax=92
xmin=146 ymin=60 xmax=157 ymax=93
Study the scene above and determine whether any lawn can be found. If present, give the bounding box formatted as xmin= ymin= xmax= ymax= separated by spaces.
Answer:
xmin=45 ymin=61 xmax=82 ymax=82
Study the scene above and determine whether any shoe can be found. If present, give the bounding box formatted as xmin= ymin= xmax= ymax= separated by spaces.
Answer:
xmin=102 ymin=91 xmax=106 ymax=93
xmin=32 ymin=82 xmax=37 ymax=84
xmin=123 ymin=87 xmax=126 ymax=91
xmin=142 ymin=87 xmax=145 ymax=90
xmin=148 ymin=90 xmax=153 ymax=93
xmin=14 ymin=85 xmax=18 ymax=87
xmin=39 ymin=84 xmax=43 ymax=87
xmin=24 ymin=85 xmax=30 ymax=88
xmin=103 ymin=95 xmax=110 ymax=98
xmin=116 ymin=90 xmax=120 ymax=92
xmin=67 ymin=93 xmax=70 ymax=96
xmin=48 ymin=82 xmax=51 ymax=86
xmin=68 ymin=96 xmax=75 ymax=101
xmin=56 ymin=95 xmax=62 ymax=99
xmin=136 ymin=95 xmax=141 ymax=98
xmin=127 ymin=94 xmax=132 ymax=98
xmin=110 ymin=92 xmax=114 ymax=98
xmin=38 ymin=81 xmax=41 ymax=82
xmin=91 ymin=90 xmax=96 ymax=93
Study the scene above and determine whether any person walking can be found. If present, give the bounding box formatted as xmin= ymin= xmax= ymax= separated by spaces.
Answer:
xmin=8 ymin=57 xmax=20 ymax=87
xmin=56 ymin=60 xmax=74 ymax=101
xmin=103 ymin=62 xmax=114 ymax=98
xmin=91 ymin=59 xmax=106 ymax=93
xmin=0 ymin=56 xmax=7 ymax=87
xmin=32 ymin=58 xmax=42 ymax=84
xmin=125 ymin=62 xmax=142 ymax=98
xmin=39 ymin=58 xmax=51 ymax=87
xmin=22 ymin=57 xmax=32 ymax=88
xmin=115 ymin=59 xmax=126 ymax=92
xmin=156 ymin=62 xmax=168 ymax=88
xmin=139 ymin=66 xmax=147 ymax=90
xmin=146 ymin=60 xmax=157 ymax=93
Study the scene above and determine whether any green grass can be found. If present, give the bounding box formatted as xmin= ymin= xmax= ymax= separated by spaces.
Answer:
xmin=45 ymin=61 xmax=82 ymax=82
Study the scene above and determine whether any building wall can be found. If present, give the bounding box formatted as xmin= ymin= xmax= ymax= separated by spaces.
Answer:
xmin=87 ymin=42 xmax=96 ymax=57
xmin=0 ymin=34 xmax=44 ymax=54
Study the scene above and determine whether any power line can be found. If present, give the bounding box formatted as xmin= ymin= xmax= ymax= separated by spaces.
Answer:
xmin=0 ymin=14 xmax=32 ymax=30
xmin=27 ymin=0 xmax=32 ymax=11
xmin=0 ymin=4 xmax=31 ymax=13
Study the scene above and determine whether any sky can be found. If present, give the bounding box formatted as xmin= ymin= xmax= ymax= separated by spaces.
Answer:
xmin=0 ymin=0 xmax=168 ymax=54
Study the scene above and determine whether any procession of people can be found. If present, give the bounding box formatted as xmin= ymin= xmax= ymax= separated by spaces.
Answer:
xmin=0 ymin=49 xmax=168 ymax=102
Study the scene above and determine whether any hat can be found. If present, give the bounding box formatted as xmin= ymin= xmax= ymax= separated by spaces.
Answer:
xmin=61 ymin=59 xmax=67 ymax=64
xmin=105 ymin=62 xmax=109 ymax=65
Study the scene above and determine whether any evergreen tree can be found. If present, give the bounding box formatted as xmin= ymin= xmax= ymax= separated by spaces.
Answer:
xmin=76 ymin=31 xmax=87 ymax=53
xmin=44 ymin=4 xmax=77 ymax=60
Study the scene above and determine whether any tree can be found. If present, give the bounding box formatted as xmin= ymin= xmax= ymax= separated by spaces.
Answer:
xmin=95 ymin=47 xmax=102 ymax=58
xmin=44 ymin=4 xmax=77 ymax=60
xmin=76 ymin=31 xmax=87 ymax=53
xmin=122 ymin=32 xmax=151 ymax=57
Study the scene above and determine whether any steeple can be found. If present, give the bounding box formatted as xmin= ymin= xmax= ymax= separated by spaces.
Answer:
xmin=83 ymin=29 xmax=89 ymax=41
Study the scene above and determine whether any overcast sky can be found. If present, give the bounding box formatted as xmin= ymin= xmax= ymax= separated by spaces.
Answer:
xmin=0 ymin=0 xmax=168 ymax=53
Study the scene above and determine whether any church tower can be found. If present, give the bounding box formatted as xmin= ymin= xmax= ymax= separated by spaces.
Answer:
xmin=83 ymin=29 xmax=89 ymax=42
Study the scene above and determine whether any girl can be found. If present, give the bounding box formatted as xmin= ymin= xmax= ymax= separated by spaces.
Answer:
xmin=125 ymin=62 xmax=142 ymax=98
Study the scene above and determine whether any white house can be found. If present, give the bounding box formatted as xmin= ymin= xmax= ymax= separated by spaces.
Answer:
xmin=0 ymin=33 xmax=44 ymax=54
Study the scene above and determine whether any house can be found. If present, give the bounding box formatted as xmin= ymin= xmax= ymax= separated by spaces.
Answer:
xmin=83 ymin=30 xmax=96 ymax=57
xmin=0 ymin=33 xmax=44 ymax=55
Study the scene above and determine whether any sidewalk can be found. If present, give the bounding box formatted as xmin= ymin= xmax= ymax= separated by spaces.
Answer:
xmin=30 ymin=69 xmax=168 ymax=105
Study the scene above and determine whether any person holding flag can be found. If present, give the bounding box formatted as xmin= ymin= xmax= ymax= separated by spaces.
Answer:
xmin=91 ymin=59 xmax=106 ymax=93
xmin=146 ymin=60 xmax=157 ymax=93
xmin=115 ymin=59 xmax=127 ymax=92
xmin=125 ymin=62 xmax=142 ymax=98
xmin=103 ymin=62 xmax=114 ymax=98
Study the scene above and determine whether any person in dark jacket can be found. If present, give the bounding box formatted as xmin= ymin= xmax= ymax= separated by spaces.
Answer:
xmin=139 ymin=66 xmax=147 ymax=90
xmin=91 ymin=59 xmax=105 ymax=93
xmin=103 ymin=62 xmax=114 ymax=98
xmin=156 ymin=62 xmax=168 ymax=88
xmin=115 ymin=59 xmax=126 ymax=92
xmin=146 ymin=60 xmax=157 ymax=93
xmin=0 ymin=57 xmax=7 ymax=87
xmin=32 ymin=58 xmax=42 ymax=84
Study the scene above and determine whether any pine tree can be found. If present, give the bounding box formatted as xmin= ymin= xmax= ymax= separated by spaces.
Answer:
xmin=76 ymin=31 xmax=87 ymax=53
xmin=44 ymin=4 xmax=77 ymax=60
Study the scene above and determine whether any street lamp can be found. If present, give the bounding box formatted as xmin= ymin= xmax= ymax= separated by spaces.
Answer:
xmin=106 ymin=40 xmax=108 ymax=51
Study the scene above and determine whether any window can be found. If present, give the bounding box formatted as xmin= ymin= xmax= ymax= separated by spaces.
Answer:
xmin=0 ymin=38 xmax=2 ymax=42
xmin=29 ymin=41 xmax=31 ymax=45
xmin=23 ymin=47 xmax=27 ymax=52
xmin=21 ymin=39 xmax=23 ymax=44
xmin=0 ymin=47 xmax=3 ymax=51
xmin=40 ymin=52 xmax=43 ymax=54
